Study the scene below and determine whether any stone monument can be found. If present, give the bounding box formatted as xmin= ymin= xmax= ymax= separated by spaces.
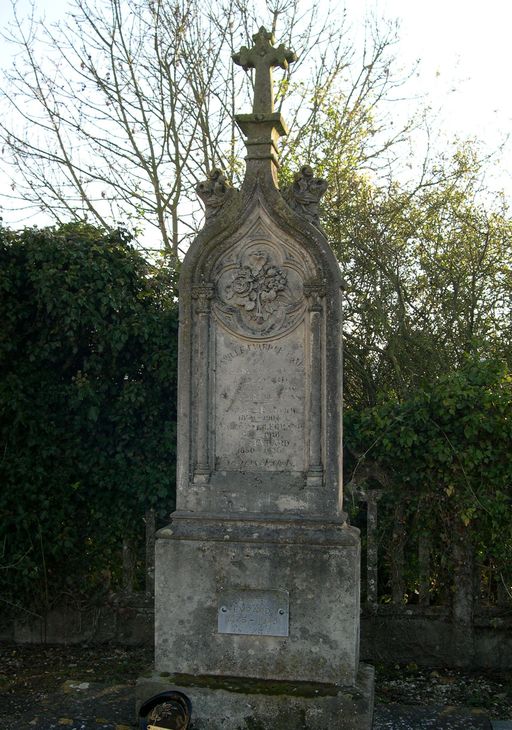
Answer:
xmin=137 ymin=26 xmax=374 ymax=730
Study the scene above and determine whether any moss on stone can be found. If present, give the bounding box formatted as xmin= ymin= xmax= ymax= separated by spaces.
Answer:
xmin=164 ymin=672 xmax=340 ymax=698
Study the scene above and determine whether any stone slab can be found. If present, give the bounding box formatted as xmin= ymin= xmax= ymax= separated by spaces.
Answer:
xmin=136 ymin=664 xmax=375 ymax=730
xmin=177 ymin=201 xmax=344 ymax=518
xmin=214 ymin=320 xmax=306 ymax=474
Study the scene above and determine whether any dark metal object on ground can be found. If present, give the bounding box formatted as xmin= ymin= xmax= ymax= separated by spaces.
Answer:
xmin=139 ymin=691 xmax=192 ymax=730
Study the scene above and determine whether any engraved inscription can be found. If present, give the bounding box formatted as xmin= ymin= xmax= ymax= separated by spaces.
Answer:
xmin=215 ymin=328 xmax=305 ymax=472
xmin=217 ymin=589 xmax=289 ymax=636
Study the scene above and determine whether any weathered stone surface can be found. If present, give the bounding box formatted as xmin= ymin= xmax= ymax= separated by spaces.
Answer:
xmin=136 ymin=665 xmax=375 ymax=730
xmin=196 ymin=169 xmax=237 ymax=223
xmin=139 ymin=24 xmax=373 ymax=730
xmin=155 ymin=515 xmax=360 ymax=686
xmin=282 ymin=165 xmax=328 ymax=227
xmin=232 ymin=26 xmax=297 ymax=115
xmin=177 ymin=173 xmax=344 ymax=513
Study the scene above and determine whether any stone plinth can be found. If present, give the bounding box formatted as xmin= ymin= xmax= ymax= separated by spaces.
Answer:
xmin=136 ymin=665 xmax=375 ymax=730
xmin=154 ymin=514 xmax=360 ymax=686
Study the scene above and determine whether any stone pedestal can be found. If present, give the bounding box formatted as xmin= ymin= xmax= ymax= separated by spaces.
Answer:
xmin=137 ymin=665 xmax=375 ymax=730
xmin=137 ymin=514 xmax=373 ymax=727
xmin=155 ymin=514 xmax=360 ymax=685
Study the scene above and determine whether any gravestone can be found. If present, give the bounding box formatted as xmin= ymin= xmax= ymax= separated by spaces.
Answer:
xmin=137 ymin=26 xmax=374 ymax=730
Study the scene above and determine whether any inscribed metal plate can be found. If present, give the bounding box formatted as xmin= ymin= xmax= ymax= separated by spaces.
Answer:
xmin=217 ymin=589 xmax=289 ymax=637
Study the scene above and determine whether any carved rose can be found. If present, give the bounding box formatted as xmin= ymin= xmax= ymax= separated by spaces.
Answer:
xmin=225 ymin=252 xmax=288 ymax=323
xmin=229 ymin=267 xmax=254 ymax=297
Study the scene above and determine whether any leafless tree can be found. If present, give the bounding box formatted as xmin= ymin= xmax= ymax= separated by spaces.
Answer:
xmin=0 ymin=0 xmax=415 ymax=254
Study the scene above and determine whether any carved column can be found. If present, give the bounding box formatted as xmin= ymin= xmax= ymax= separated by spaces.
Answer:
xmin=192 ymin=283 xmax=214 ymax=483
xmin=304 ymin=282 xmax=325 ymax=486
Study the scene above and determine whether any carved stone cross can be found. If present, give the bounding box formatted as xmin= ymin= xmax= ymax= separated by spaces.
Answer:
xmin=233 ymin=26 xmax=297 ymax=115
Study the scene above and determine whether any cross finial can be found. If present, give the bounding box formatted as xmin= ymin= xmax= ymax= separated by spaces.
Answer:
xmin=233 ymin=26 xmax=297 ymax=115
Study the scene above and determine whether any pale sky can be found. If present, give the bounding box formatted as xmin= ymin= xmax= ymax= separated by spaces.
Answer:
xmin=368 ymin=0 xmax=512 ymax=146
xmin=1 ymin=0 xmax=512 ymax=225
xmin=362 ymin=0 xmax=512 ymax=194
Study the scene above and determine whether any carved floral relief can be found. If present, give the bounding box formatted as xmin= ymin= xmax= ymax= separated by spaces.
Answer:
xmin=213 ymin=241 xmax=306 ymax=339
xmin=225 ymin=252 xmax=288 ymax=323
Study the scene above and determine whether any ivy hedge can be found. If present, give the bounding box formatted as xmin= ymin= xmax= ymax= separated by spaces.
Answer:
xmin=0 ymin=223 xmax=178 ymax=618
xmin=1 ymin=222 xmax=510 ymax=617
xmin=345 ymin=359 xmax=512 ymax=601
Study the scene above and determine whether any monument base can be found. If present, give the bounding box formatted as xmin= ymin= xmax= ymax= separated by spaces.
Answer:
xmin=153 ymin=513 xmax=362 ymax=686
xmin=136 ymin=664 xmax=374 ymax=730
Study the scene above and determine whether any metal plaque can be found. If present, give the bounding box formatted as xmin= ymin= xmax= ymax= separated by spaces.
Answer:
xmin=217 ymin=589 xmax=289 ymax=637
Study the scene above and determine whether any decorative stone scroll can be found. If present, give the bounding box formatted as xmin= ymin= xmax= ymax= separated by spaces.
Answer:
xmin=213 ymin=241 xmax=306 ymax=340
xmin=196 ymin=169 xmax=237 ymax=222
xmin=282 ymin=165 xmax=328 ymax=227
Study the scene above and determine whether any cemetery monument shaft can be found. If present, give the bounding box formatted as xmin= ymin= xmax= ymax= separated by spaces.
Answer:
xmin=137 ymin=26 xmax=374 ymax=730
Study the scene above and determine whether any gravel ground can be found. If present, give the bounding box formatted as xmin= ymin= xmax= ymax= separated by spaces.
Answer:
xmin=0 ymin=645 xmax=511 ymax=729
xmin=375 ymin=663 xmax=512 ymax=717
xmin=0 ymin=644 xmax=144 ymax=729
